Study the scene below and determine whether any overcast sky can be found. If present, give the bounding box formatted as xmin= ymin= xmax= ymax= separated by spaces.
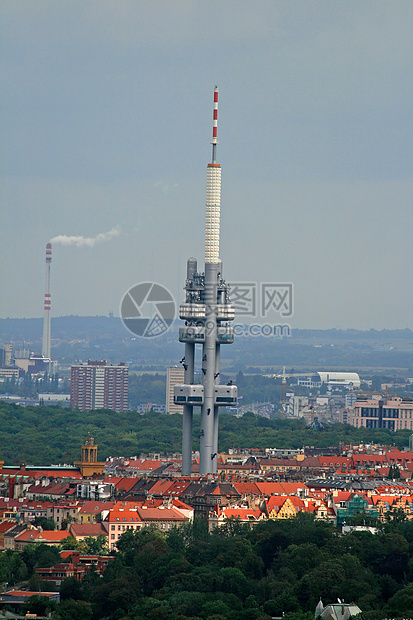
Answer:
xmin=1 ymin=0 xmax=412 ymax=330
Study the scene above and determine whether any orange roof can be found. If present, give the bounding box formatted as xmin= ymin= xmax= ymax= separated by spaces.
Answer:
xmin=141 ymin=497 xmax=193 ymax=512
xmin=123 ymin=460 xmax=161 ymax=471
xmin=106 ymin=508 xmax=142 ymax=522
xmin=168 ymin=498 xmax=193 ymax=511
xmin=280 ymin=482 xmax=309 ymax=495
xmin=266 ymin=496 xmax=289 ymax=509
xmin=164 ymin=481 xmax=192 ymax=496
xmin=216 ymin=507 xmax=262 ymax=519
xmin=256 ymin=482 xmax=285 ymax=496
xmin=331 ymin=491 xmax=353 ymax=502
xmin=318 ymin=457 xmax=352 ymax=468
xmin=0 ymin=468 xmax=83 ymax=480
xmin=69 ymin=523 xmax=107 ymax=537
xmin=149 ymin=480 xmax=175 ymax=495
xmin=6 ymin=590 xmax=57 ymax=597
xmin=231 ymin=482 xmax=261 ymax=496
xmin=370 ymin=495 xmax=397 ymax=506
xmin=0 ymin=520 xmax=17 ymax=534
xmin=352 ymin=454 xmax=387 ymax=464
xmin=78 ymin=501 xmax=115 ymax=514
xmin=15 ymin=529 xmax=70 ymax=543
xmin=137 ymin=507 xmax=186 ymax=521
xmin=103 ymin=477 xmax=137 ymax=492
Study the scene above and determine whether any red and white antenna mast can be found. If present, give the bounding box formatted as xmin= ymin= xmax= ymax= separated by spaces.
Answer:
xmin=205 ymin=86 xmax=221 ymax=265
xmin=42 ymin=243 xmax=52 ymax=361
xmin=211 ymin=85 xmax=218 ymax=163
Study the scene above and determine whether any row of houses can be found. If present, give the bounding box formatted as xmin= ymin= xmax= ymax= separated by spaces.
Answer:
xmin=0 ymin=496 xmax=195 ymax=552
xmin=108 ymin=448 xmax=413 ymax=479
xmin=4 ymin=475 xmax=413 ymax=552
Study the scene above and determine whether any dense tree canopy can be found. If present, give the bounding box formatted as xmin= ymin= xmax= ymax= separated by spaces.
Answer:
xmin=0 ymin=401 xmax=410 ymax=465
xmin=3 ymin=516 xmax=413 ymax=618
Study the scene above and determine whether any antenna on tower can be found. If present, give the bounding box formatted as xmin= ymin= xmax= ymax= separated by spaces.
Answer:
xmin=211 ymin=86 xmax=218 ymax=163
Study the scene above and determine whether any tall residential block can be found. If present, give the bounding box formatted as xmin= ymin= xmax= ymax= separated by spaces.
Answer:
xmin=166 ymin=366 xmax=185 ymax=415
xmin=70 ymin=361 xmax=128 ymax=412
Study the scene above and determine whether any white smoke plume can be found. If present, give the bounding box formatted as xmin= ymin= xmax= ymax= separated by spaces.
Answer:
xmin=51 ymin=226 xmax=120 ymax=247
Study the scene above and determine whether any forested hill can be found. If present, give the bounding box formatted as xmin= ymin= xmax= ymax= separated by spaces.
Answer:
xmin=0 ymin=402 xmax=411 ymax=466
xmin=0 ymin=316 xmax=412 ymax=370
xmin=5 ymin=514 xmax=413 ymax=618
xmin=1 ymin=316 xmax=411 ymax=343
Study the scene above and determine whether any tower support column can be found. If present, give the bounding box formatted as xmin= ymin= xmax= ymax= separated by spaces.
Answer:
xmin=182 ymin=341 xmax=195 ymax=475
xmin=199 ymin=262 xmax=218 ymax=475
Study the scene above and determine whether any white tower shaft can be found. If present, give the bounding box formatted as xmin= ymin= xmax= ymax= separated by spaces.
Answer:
xmin=204 ymin=164 xmax=221 ymax=264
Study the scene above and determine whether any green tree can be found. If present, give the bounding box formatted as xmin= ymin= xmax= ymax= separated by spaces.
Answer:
xmin=23 ymin=594 xmax=57 ymax=616
xmin=33 ymin=516 xmax=57 ymax=530
xmin=59 ymin=536 xmax=87 ymax=552
xmin=91 ymin=576 xmax=141 ymax=618
xmin=60 ymin=576 xmax=83 ymax=601
xmin=56 ymin=599 xmax=92 ymax=620
xmin=83 ymin=534 xmax=109 ymax=555
xmin=387 ymin=582 xmax=413 ymax=617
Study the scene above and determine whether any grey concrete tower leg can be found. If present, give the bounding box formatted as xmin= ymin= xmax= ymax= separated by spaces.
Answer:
xmin=181 ymin=341 xmax=195 ymax=475
xmin=200 ymin=262 xmax=218 ymax=475
xmin=212 ymin=342 xmax=220 ymax=473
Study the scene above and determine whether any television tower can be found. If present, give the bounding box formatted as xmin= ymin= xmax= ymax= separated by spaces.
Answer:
xmin=42 ymin=243 xmax=52 ymax=363
xmin=175 ymin=87 xmax=237 ymax=476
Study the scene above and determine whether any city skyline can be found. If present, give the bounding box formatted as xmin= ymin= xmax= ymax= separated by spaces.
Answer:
xmin=1 ymin=1 xmax=412 ymax=329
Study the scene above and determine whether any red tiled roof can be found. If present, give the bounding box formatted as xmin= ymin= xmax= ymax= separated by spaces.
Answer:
xmin=69 ymin=523 xmax=107 ymax=537
xmin=123 ymin=460 xmax=161 ymax=471
xmin=318 ymin=457 xmax=352 ymax=468
xmin=78 ymin=501 xmax=115 ymax=514
xmin=215 ymin=507 xmax=262 ymax=519
xmin=0 ymin=520 xmax=17 ymax=534
xmin=149 ymin=480 xmax=174 ymax=495
xmin=106 ymin=508 xmax=142 ymax=522
xmin=231 ymin=482 xmax=261 ymax=496
xmin=137 ymin=507 xmax=186 ymax=521
xmin=255 ymin=482 xmax=285 ymax=496
xmin=0 ymin=468 xmax=82 ymax=480
xmin=15 ymin=529 xmax=70 ymax=543
xmin=280 ymin=482 xmax=309 ymax=495
xmin=164 ymin=481 xmax=192 ymax=496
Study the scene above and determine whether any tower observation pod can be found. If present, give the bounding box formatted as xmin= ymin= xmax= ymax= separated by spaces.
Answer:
xmin=176 ymin=87 xmax=237 ymax=476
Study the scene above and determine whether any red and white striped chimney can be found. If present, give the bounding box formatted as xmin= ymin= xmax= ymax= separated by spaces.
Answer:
xmin=42 ymin=243 xmax=52 ymax=361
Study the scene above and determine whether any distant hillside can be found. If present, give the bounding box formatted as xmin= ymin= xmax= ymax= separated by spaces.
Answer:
xmin=0 ymin=317 xmax=411 ymax=371
xmin=0 ymin=402 xmax=411 ymax=465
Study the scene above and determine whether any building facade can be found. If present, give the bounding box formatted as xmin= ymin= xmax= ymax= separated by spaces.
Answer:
xmin=349 ymin=396 xmax=413 ymax=431
xmin=70 ymin=361 xmax=128 ymax=412
xmin=166 ymin=366 xmax=184 ymax=415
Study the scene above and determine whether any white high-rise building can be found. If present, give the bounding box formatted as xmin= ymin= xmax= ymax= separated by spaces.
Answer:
xmin=166 ymin=367 xmax=184 ymax=415
xmin=70 ymin=361 xmax=128 ymax=412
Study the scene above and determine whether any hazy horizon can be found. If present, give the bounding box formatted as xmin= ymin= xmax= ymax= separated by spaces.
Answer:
xmin=1 ymin=1 xmax=412 ymax=330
